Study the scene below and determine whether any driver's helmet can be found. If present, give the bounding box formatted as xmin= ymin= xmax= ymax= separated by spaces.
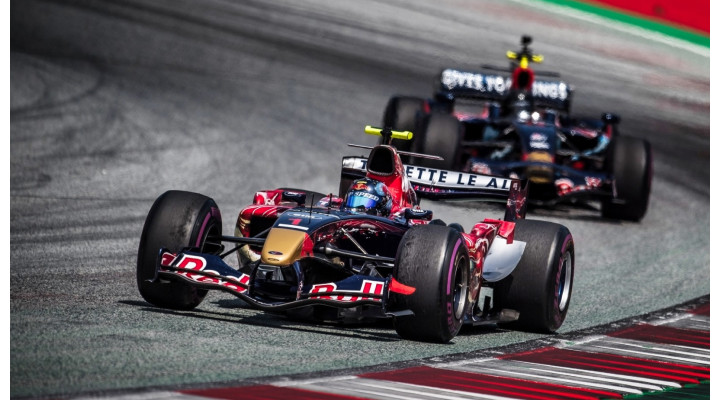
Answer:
xmin=342 ymin=178 xmax=393 ymax=217
xmin=502 ymin=89 xmax=534 ymax=120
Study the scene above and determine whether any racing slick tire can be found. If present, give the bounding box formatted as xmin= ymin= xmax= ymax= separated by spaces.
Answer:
xmin=601 ymin=136 xmax=652 ymax=221
xmin=382 ymin=96 xmax=425 ymax=153
xmin=391 ymin=224 xmax=470 ymax=343
xmin=417 ymin=111 xmax=461 ymax=170
xmin=500 ymin=219 xmax=574 ymax=333
xmin=137 ymin=190 xmax=223 ymax=310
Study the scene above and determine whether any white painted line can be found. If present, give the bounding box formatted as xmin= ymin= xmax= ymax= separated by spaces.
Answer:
xmin=524 ymin=362 xmax=682 ymax=388
xmin=277 ymin=223 xmax=309 ymax=230
xmin=455 ymin=363 xmax=643 ymax=394
xmin=343 ymin=378 xmax=519 ymax=400
xmin=518 ymin=364 xmax=663 ymax=391
xmin=271 ymin=374 xmax=357 ymax=386
xmin=591 ymin=345 xmax=710 ymax=365
xmin=602 ymin=338 xmax=710 ymax=358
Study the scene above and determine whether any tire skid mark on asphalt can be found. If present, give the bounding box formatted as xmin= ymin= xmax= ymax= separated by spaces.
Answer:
xmin=75 ymin=302 xmax=709 ymax=400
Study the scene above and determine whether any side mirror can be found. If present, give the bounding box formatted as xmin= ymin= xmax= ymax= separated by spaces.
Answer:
xmin=434 ymin=91 xmax=454 ymax=104
xmin=282 ymin=190 xmax=307 ymax=205
xmin=404 ymin=208 xmax=433 ymax=221
xmin=601 ymin=113 xmax=621 ymax=124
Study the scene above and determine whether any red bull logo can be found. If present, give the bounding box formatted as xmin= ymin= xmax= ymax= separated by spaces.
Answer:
xmin=555 ymin=178 xmax=574 ymax=196
xmin=352 ymin=181 xmax=369 ymax=191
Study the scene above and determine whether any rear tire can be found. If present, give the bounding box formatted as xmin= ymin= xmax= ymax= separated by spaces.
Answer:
xmin=602 ymin=136 xmax=652 ymax=221
xmin=382 ymin=96 xmax=424 ymax=153
xmin=391 ymin=225 xmax=470 ymax=343
xmin=417 ymin=111 xmax=462 ymax=170
xmin=500 ymin=219 xmax=574 ymax=332
xmin=136 ymin=190 xmax=223 ymax=310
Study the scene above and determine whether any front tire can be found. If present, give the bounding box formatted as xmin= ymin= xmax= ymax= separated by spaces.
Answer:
xmin=391 ymin=225 xmax=470 ymax=343
xmin=136 ymin=190 xmax=223 ymax=310
xmin=500 ymin=219 xmax=574 ymax=332
xmin=602 ymin=136 xmax=652 ymax=221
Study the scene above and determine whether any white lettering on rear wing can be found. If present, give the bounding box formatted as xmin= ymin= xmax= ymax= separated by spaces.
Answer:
xmin=441 ymin=69 xmax=508 ymax=94
xmin=342 ymin=157 xmax=512 ymax=191
xmin=439 ymin=68 xmax=571 ymax=102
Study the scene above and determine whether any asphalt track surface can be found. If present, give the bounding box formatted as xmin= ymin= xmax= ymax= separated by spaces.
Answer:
xmin=10 ymin=0 xmax=710 ymax=398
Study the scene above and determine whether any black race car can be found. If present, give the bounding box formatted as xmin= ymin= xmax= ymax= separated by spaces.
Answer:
xmin=382 ymin=36 xmax=652 ymax=221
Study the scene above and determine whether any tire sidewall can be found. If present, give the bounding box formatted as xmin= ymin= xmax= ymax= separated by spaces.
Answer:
xmin=502 ymin=219 xmax=574 ymax=332
xmin=603 ymin=136 xmax=652 ymax=220
xmin=547 ymin=231 xmax=574 ymax=331
xmin=136 ymin=190 xmax=222 ymax=309
xmin=444 ymin=235 xmax=468 ymax=338
xmin=392 ymin=225 xmax=469 ymax=342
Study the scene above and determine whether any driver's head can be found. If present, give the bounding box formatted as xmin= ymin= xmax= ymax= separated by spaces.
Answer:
xmin=342 ymin=179 xmax=392 ymax=217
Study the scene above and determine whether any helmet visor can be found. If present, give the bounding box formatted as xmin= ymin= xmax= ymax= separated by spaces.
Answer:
xmin=344 ymin=192 xmax=379 ymax=211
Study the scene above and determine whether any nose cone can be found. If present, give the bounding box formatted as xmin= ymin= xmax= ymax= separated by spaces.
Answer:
xmin=526 ymin=151 xmax=554 ymax=184
xmin=261 ymin=228 xmax=310 ymax=266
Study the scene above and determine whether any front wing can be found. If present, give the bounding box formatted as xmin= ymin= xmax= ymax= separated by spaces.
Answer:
xmin=153 ymin=249 xmax=414 ymax=316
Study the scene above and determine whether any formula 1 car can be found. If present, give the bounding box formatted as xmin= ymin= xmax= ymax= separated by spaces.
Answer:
xmin=137 ymin=127 xmax=575 ymax=343
xmin=382 ymin=35 xmax=652 ymax=221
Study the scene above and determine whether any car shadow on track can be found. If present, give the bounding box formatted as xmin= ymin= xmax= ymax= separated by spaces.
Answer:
xmin=120 ymin=299 xmax=405 ymax=342
xmin=122 ymin=298 xmax=519 ymax=343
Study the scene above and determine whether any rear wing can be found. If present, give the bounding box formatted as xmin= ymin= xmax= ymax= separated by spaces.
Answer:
xmin=436 ymin=68 xmax=573 ymax=112
xmin=341 ymin=156 xmax=527 ymax=221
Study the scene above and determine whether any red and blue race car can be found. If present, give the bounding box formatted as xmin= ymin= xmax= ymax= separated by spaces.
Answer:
xmin=382 ymin=36 xmax=652 ymax=221
xmin=137 ymin=127 xmax=575 ymax=343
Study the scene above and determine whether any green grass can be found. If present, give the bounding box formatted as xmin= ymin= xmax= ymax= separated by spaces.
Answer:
xmin=617 ymin=380 xmax=710 ymax=399
xmin=535 ymin=0 xmax=709 ymax=47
